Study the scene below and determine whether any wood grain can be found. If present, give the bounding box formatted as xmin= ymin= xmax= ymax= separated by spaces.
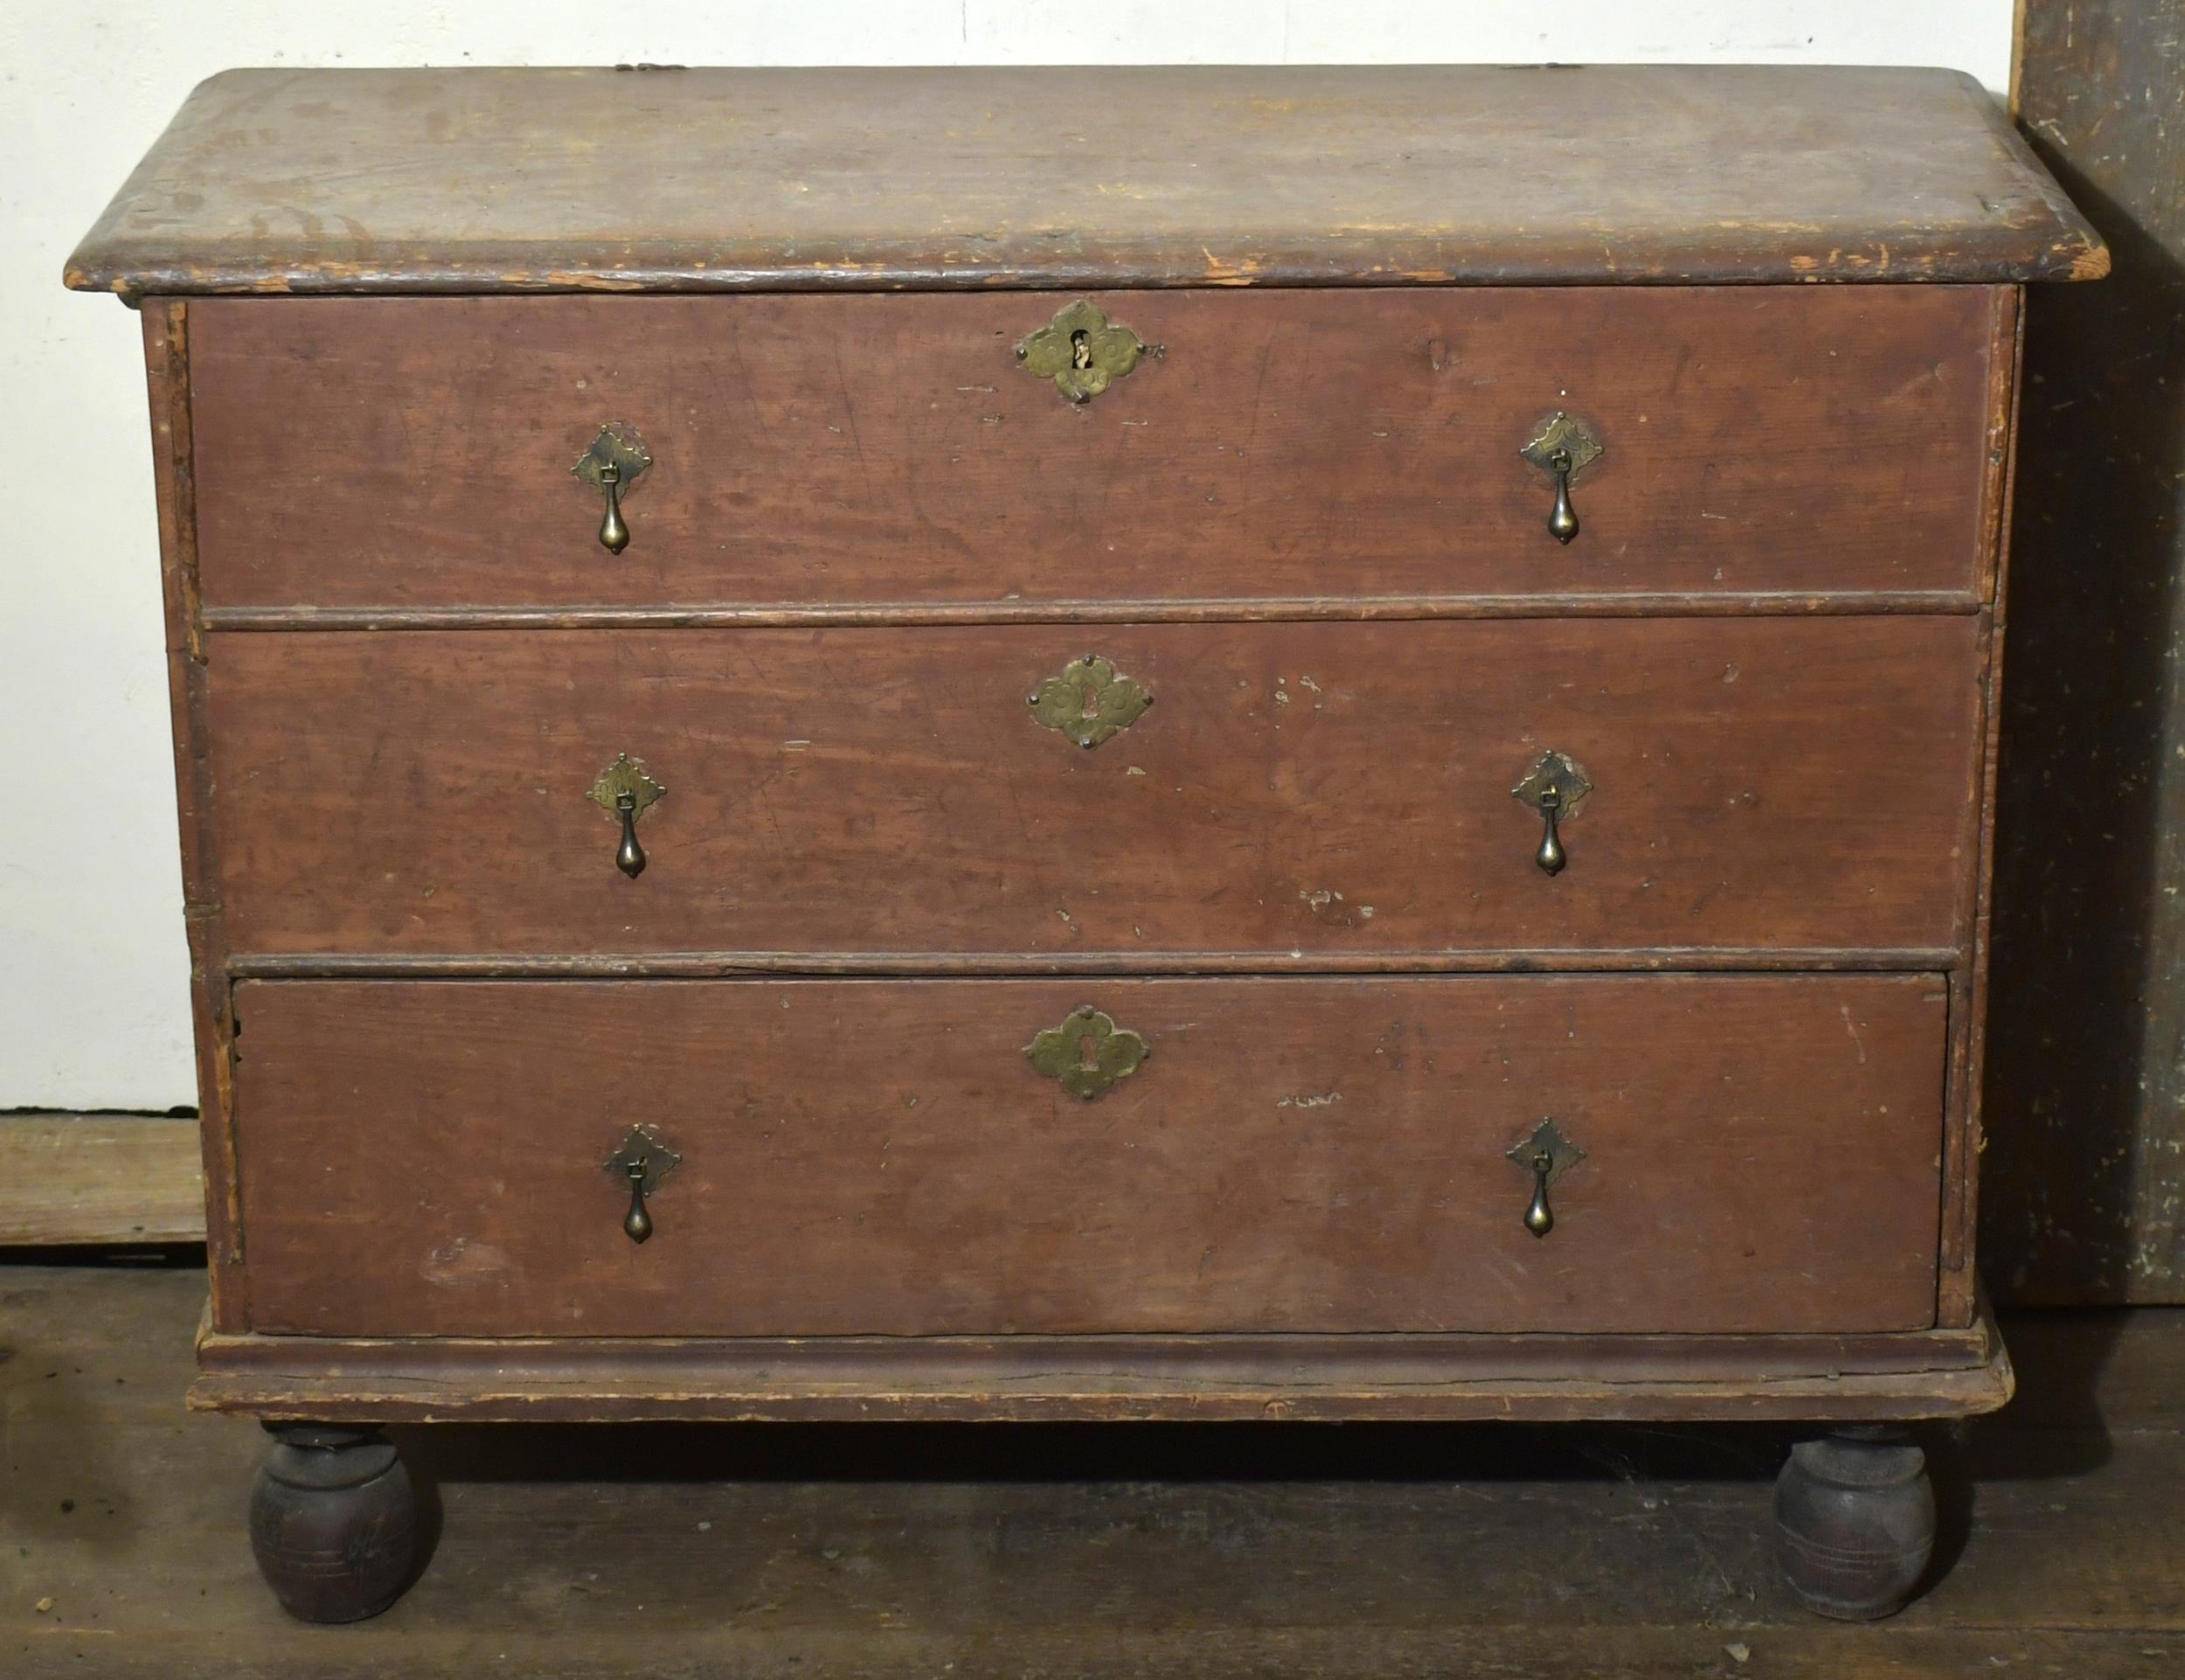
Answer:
xmin=184 ymin=288 xmax=2002 ymax=611
xmin=0 ymin=1115 xmax=205 ymax=1245
xmin=204 ymin=617 xmax=1985 ymax=960
xmin=141 ymin=301 xmax=248 ymax=1329
xmin=62 ymin=66 xmax=2105 ymax=298
xmin=228 ymin=975 xmax=1947 ymax=1338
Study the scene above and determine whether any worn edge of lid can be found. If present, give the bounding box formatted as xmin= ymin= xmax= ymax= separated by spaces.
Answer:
xmin=61 ymin=66 xmax=2110 ymax=301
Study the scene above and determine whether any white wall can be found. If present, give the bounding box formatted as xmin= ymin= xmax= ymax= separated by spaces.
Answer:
xmin=0 ymin=1 xmax=2015 ymax=1109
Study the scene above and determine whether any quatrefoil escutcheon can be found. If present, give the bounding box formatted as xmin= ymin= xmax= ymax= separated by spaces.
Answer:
xmin=1023 ymin=1005 xmax=1151 ymax=1100
xmin=1014 ymin=300 xmax=1155 ymax=404
xmin=1026 ymin=654 xmax=1153 ymax=749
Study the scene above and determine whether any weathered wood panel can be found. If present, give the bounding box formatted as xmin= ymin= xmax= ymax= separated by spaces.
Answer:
xmin=229 ymin=975 xmax=1946 ymax=1338
xmin=0 ymin=1115 xmax=205 ymax=1245
xmin=203 ymin=617 xmax=1985 ymax=960
xmin=1983 ymin=0 xmax=2185 ymax=1302
xmin=62 ymin=66 xmax=2105 ymax=298
xmin=184 ymin=288 xmax=2004 ymax=610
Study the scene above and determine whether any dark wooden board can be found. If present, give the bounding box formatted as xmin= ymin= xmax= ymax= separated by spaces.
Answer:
xmin=195 ymin=1318 xmax=2005 ymax=1425
xmin=184 ymin=288 xmax=2004 ymax=611
xmin=65 ymin=66 xmax=2104 ymax=299
xmin=6 ymin=1265 xmax=2184 ymax=1676
xmin=1983 ymin=0 xmax=2185 ymax=1302
xmin=227 ymin=975 xmax=1947 ymax=1339
xmin=203 ymin=617 xmax=1985 ymax=961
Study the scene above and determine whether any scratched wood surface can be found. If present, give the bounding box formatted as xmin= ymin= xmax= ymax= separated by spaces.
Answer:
xmin=182 ymin=288 xmax=2006 ymax=611
xmin=203 ymin=617 xmax=1984 ymax=961
xmin=1982 ymin=0 xmax=2185 ymax=1303
xmin=228 ymin=975 xmax=1946 ymax=1338
xmin=6 ymin=1263 xmax=2183 ymax=1677
xmin=62 ymin=65 xmax=2105 ymax=299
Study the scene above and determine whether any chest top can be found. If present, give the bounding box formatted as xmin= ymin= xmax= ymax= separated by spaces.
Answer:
xmin=66 ymin=63 xmax=2102 ymax=300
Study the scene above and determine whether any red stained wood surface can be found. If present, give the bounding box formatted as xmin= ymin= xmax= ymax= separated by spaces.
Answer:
xmin=230 ymin=975 xmax=1947 ymax=1338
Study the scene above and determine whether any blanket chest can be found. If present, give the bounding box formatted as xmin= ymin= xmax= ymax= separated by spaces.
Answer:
xmin=67 ymin=61 xmax=2104 ymax=1622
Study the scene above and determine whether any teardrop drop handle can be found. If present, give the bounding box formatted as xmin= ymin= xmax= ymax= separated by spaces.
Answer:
xmin=597 ymin=462 xmax=630 ymax=554
xmin=1523 ymin=1149 xmax=1556 ymax=1237
xmin=1534 ymin=785 xmax=1567 ymax=876
xmin=1545 ymin=448 xmax=1579 ymax=544
xmin=621 ymin=1158 xmax=654 ymax=1244
xmin=614 ymin=790 xmax=646 ymax=878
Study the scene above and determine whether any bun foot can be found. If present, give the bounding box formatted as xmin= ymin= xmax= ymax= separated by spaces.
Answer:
xmin=249 ymin=1424 xmax=420 ymax=1622
xmin=1772 ymin=1427 xmax=1937 ymax=1620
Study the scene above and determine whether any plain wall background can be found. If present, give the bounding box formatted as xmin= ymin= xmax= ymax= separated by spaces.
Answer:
xmin=1 ymin=1 xmax=2015 ymax=1109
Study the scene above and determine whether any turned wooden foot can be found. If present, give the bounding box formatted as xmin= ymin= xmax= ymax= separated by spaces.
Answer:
xmin=249 ymin=1424 xmax=420 ymax=1622
xmin=1772 ymin=1427 xmax=1937 ymax=1620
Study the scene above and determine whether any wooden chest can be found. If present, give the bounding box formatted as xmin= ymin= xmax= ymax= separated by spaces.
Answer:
xmin=70 ymin=63 xmax=2103 ymax=1623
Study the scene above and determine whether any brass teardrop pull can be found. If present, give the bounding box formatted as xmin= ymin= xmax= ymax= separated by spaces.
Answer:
xmin=1519 ymin=413 xmax=1603 ymax=547
xmin=1533 ymin=785 xmax=1566 ymax=876
xmin=570 ymin=423 xmax=651 ymax=555
xmin=621 ymin=1158 xmax=654 ymax=1244
xmin=1545 ymin=451 xmax=1578 ymax=544
xmin=1508 ymin=1120 xmax=1583 ymax=1241
xmin=1511 ymin=750 xmax=1591 ymax=878
xmin=586 ymin=754 xmax=665 ymax=879
xmin=613 ymin=790 xmax=645 ymax=878
xmin=597 ymin=462 xmax=629 ymax=554
xmin=604 ymin=1125 xmax=681 ymax=1247
xmin=1523 ymin=1149 xmax=1556 ymax=1236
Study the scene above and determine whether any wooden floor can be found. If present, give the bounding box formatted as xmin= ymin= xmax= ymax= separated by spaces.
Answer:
xmin=3 ymin=1259 xmax=2181 ymax=1678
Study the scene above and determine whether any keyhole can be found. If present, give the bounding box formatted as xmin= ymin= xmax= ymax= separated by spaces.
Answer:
xmin=1071 ymin=329 xmax=1092 ymax=369
xmin=1080 ymin=683 xmax=1100 ymax=719
xmin=1078 ymin=1033 xmax=1099 ymax=1070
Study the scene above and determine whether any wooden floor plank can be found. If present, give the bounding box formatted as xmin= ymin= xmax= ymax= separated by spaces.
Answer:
xmin=0 ymin=1115 xmax=204 ymax=1245
xmin=3 ymin=1266 xmax=2182 ymax=1677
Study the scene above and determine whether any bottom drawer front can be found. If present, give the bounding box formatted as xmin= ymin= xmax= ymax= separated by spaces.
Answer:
xmin=232 ymin=975 xmax=1945 ymax=1337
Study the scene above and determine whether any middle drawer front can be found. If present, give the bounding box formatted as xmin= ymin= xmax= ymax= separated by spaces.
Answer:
xmin=209 ymin=615 xmax=1981 ymax=959
xmin=231 ymin=975 xmax=1947 ymax=1338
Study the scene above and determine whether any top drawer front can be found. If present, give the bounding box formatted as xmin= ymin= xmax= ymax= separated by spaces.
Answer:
xmin=186 ymin=288 xmax=2002 ymax=613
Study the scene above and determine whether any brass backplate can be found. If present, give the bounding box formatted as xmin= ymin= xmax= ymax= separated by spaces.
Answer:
xmin=1015 ymin=300 xmax=1155 ymax=403
xmin=604 ymin=1123 xmax=682 ymax=1195
xmin=587 ymin=753 xmax=666 ymax=818
xmin=1507 ymin=1117 xmax=1585 ymax=1185
xmin=1027 ymin=654 xmax=1153 ymax=749
xmin=1024 ymin=1005 xmax=1150 ymax=1100
xmin=1519 ymin=411 xmax=1603 ymax=478
xmin=572 ymin=422 xmax=652 ymax=489
xmin=1511 ymin=749 xmax=1592 ymax=815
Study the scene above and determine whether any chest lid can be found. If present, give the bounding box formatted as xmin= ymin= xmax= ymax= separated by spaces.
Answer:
xmin=66 ymin=63 xmax=2103 ymax=300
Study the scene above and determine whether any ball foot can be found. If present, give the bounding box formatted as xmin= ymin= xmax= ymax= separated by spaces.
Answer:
xmin=248 ymin=1424 xmax=420 ymax=1622
xmin=1772 ymin=1427 xmax=1937 ymax=1620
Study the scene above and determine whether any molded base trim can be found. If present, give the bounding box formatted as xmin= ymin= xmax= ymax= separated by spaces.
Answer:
xmin=194 ymin=1304 xmax=2013 ymax=1424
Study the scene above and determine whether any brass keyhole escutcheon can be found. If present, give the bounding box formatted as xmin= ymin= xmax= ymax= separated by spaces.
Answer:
xmin=1508 ymin=1120 xmax=1584 ymax=1239
xmin=1016 ymin=300 xmax=1157 ymax=404
xmin=1027 ymin=654 xmax=1153 ymax=749
xmin=603 ymin=1125 xmax=682 ymax=1246
xmin=1511 ymin=750 xmax=1592 ymax=876
xmin=586 ymin=754 xmax=666 ymax=878
xmin=1025 ymin=1005 xmax=1151 ymax=1100
xmin=571 ymin=423 xmax=651 ymax=555
xmin=1520 ymin=413 xmax=1603 ymax=545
